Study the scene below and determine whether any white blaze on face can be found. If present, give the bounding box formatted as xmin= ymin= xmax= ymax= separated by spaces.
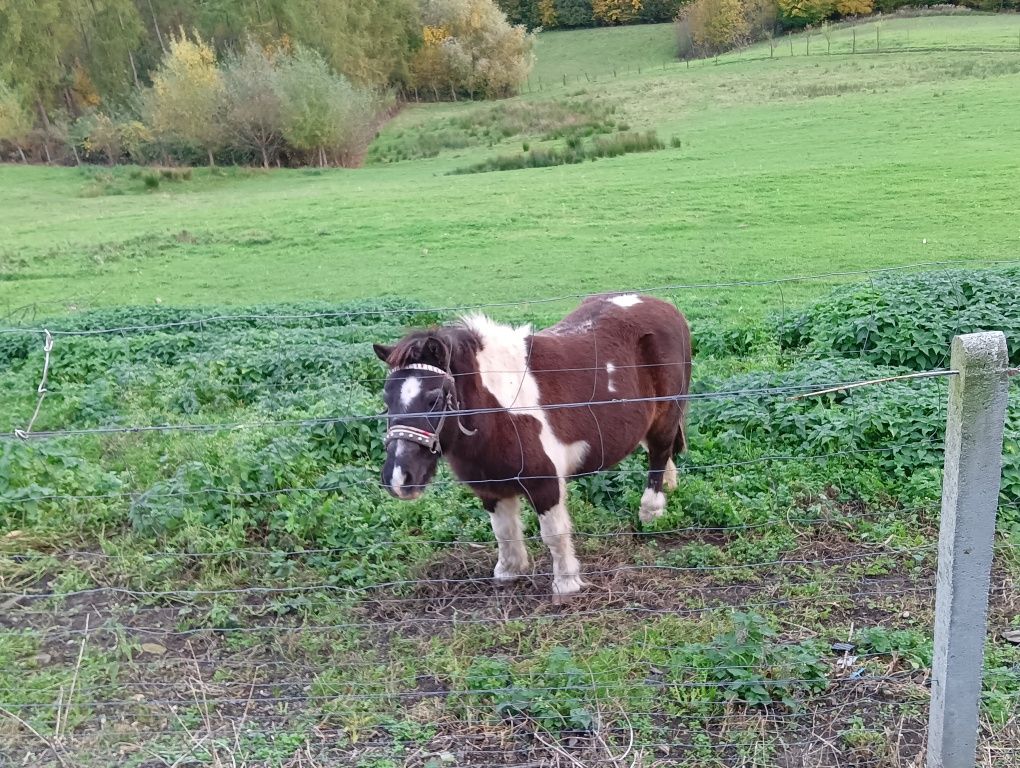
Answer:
xmin=609 ymin=294 xmax=642 ymax=308
xmin=606 ymin=362 xmax=617 ymax=393
xmin=463 ymin=314 xmax=589 ymax=478
xmin=389 ymin=465 xmax=410 ymax=498
xmin=400 ymin=376 xmax=421 ymax=407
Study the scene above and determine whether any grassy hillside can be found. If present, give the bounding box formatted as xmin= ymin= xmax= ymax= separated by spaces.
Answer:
xmin=2 ymin=16 xmax=1020 ymax=330
xmin=530 ymin=22 xmax=678 ymax=83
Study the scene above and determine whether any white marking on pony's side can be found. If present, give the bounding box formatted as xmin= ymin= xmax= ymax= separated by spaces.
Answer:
xmin=540 ymin=498 xmax=585 ymax=596
xmin=490 ymin=497 xmax=529 ymax=581
xmin=463 ymin=313 xmax=589 ymax=475
xmin=390 ymin=465 xmax=408 ymax=497
xmin=609 ymin=294 xmax=642 ymax=308
xmin=399 ymin=376 xmax=421 ymax=407
xmin=606 ymin=362 xmax=617 ymax=393
xmin=639 ymin=487 xmax=666 ymax=523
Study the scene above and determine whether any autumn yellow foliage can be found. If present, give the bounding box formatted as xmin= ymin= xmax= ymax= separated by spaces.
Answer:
xmin=147 ymin=31 xmax=226 ymax=165
xmin=538 ymin=0 xmax=558 ymax=26
xmin=422 ymin=25 xmax=450 ymax=45
xmin=679 ymin=0 xmax=749 ymax=55
xmin=834 ymin=0 xmax=872 ymax=15
xmin=592 ymin=0 xmax=643 ymax=23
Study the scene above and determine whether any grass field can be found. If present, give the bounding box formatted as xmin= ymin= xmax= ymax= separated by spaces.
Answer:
xmin=1 ymin=14 xmax=1020 ymax=768
xmin=3 ymin=16 xmax=1020 ymax=327
xmin=531 ymin=23 xmax=679 ymax=82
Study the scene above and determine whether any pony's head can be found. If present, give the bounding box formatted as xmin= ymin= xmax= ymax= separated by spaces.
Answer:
xmin=373 ymin=332 xmax=457 ymax=500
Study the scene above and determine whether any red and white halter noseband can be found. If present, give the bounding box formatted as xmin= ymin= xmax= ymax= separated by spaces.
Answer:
xmin=384 ymin=364 xmax=457 ymax=454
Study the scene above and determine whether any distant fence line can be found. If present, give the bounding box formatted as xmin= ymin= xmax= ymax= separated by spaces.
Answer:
xmin=513 ymin=31 xmax=1020 ymax=95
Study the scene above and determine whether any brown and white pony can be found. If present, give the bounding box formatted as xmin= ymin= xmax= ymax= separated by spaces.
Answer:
xmin=373 ymin=293 xmax=692 ymax=601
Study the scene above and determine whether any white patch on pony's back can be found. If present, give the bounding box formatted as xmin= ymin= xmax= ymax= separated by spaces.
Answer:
xmin=609 ymin=294 xmax=642 ymax=308
xmin=605 ymin=362 xmax=617 ymax=393
xmin=463 ymin=313 xmax=589 ymax=479
xmin=400 ymin=376 xmax=421 ymax=407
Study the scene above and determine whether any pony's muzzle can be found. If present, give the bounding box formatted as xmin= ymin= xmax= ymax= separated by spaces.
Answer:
xmin=382 ymin=451 xmax=425 ymax=500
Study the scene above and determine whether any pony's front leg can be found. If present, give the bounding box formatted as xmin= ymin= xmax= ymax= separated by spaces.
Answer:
xmin=536 ymin=480 xmax=586 ymax=603
xmin=485 ymin=496 xmax=530 ymax=582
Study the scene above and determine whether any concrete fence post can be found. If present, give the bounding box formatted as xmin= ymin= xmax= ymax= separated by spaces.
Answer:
xmin=927 ymin=331 xmax=1009 ymax=768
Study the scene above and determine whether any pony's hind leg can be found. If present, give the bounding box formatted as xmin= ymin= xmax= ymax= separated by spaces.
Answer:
xmin=640 ymin=413 xmax=680 ymax=523
xmin=485 ymin=496 xmax=530 ymax=582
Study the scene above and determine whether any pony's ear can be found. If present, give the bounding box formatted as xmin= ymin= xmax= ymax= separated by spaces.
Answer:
xmin=373 ymin=343 xmax=394 ymax=364
xmin=420 ymin=336 xmax=451 ymax=370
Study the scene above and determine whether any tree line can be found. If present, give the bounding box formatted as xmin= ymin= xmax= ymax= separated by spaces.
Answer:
xmin=500 ymin=0 xmax=1016 ymax=32
xmin=678 ymin=0 xmax=1017 ymax=58
xmin=0 ymin=0 xmax=533 ymax=166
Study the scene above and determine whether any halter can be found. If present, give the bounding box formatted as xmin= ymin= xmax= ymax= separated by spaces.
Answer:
xmin=383 ymin=363 xmax=474 ymax=454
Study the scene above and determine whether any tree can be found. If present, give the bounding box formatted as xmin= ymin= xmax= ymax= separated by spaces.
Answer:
xmin=776 ymin=0 xmax=833 ymax=27
xmin=145 ymin=31 xmax=227 ymax=166
xmin=834 ymin=0 xmax=872 ymax=14
xmin=538 ymin=0 xmax=558 ymax=26
xmin=412 ymin=0 xmax=534 ymax=99
xmin=0 ymin=81 xmax=33 ymax=162
xmin=638 ymin=0 xmax=687 ymax=22
xmin=554 ymin=0 xmax=595 ymax=26
xmin=592 ymin=0 xmax=643 ymax=24
xmin=222 ymin=40 xmax=285 ymax=168
xmin=677 ymin=0 xmax=750 ymax=55
xmin=0 ymin=0 xmax=80 ymax=147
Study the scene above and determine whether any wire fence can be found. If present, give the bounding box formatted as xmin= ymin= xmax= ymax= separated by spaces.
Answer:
xmin=517 ymin=18 xmax=1020 ymax=93
xmin=0 ymin=264 xmax=1018 ymax=767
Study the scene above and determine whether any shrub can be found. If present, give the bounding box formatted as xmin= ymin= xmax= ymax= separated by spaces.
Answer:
xmin=70 ymin=111 xmax=153 ymax=165
xmin=690 ymin=356 xmax=1020 ymax=504
xmin=450 ymin=129 xmax=663 ymax=173
xmin=778 ymin=268 xmax=1020 ymax=370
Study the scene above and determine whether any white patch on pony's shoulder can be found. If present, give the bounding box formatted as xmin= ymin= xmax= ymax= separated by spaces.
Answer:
xmin=400 ymin=376 xmax=421 ymax=407
xmin=609 ymin=294 xmax=642 ymax=308
xmin=464 ymin=313 xmax=588 ymax=478
xmin=606 ymin=362 xmax=617 ymax=393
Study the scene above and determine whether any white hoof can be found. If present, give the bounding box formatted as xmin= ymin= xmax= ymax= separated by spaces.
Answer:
xmin=551 ymin=572 xmax=587 ymax=603
xmin=639 ymin=488 xmax=666 ymax=523
xmin=663 ymin=459 xmax=678 ymax=491
xmin=494 ymin=557 xmax=530 ymax=583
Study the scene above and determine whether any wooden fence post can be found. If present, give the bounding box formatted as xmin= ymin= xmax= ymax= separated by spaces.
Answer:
xmin=927 ymin=332 xmax=1010 ymax=768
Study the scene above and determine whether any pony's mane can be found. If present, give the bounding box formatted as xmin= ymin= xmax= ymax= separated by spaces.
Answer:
xmin=387 ymin=324 xmax=478 ymax=370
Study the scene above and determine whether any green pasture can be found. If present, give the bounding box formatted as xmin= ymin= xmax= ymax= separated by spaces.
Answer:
xmin=3 ymin=16 xmax=1020 ymax=328
xmin=1 ymin=16 xmax=1019 ymax=765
